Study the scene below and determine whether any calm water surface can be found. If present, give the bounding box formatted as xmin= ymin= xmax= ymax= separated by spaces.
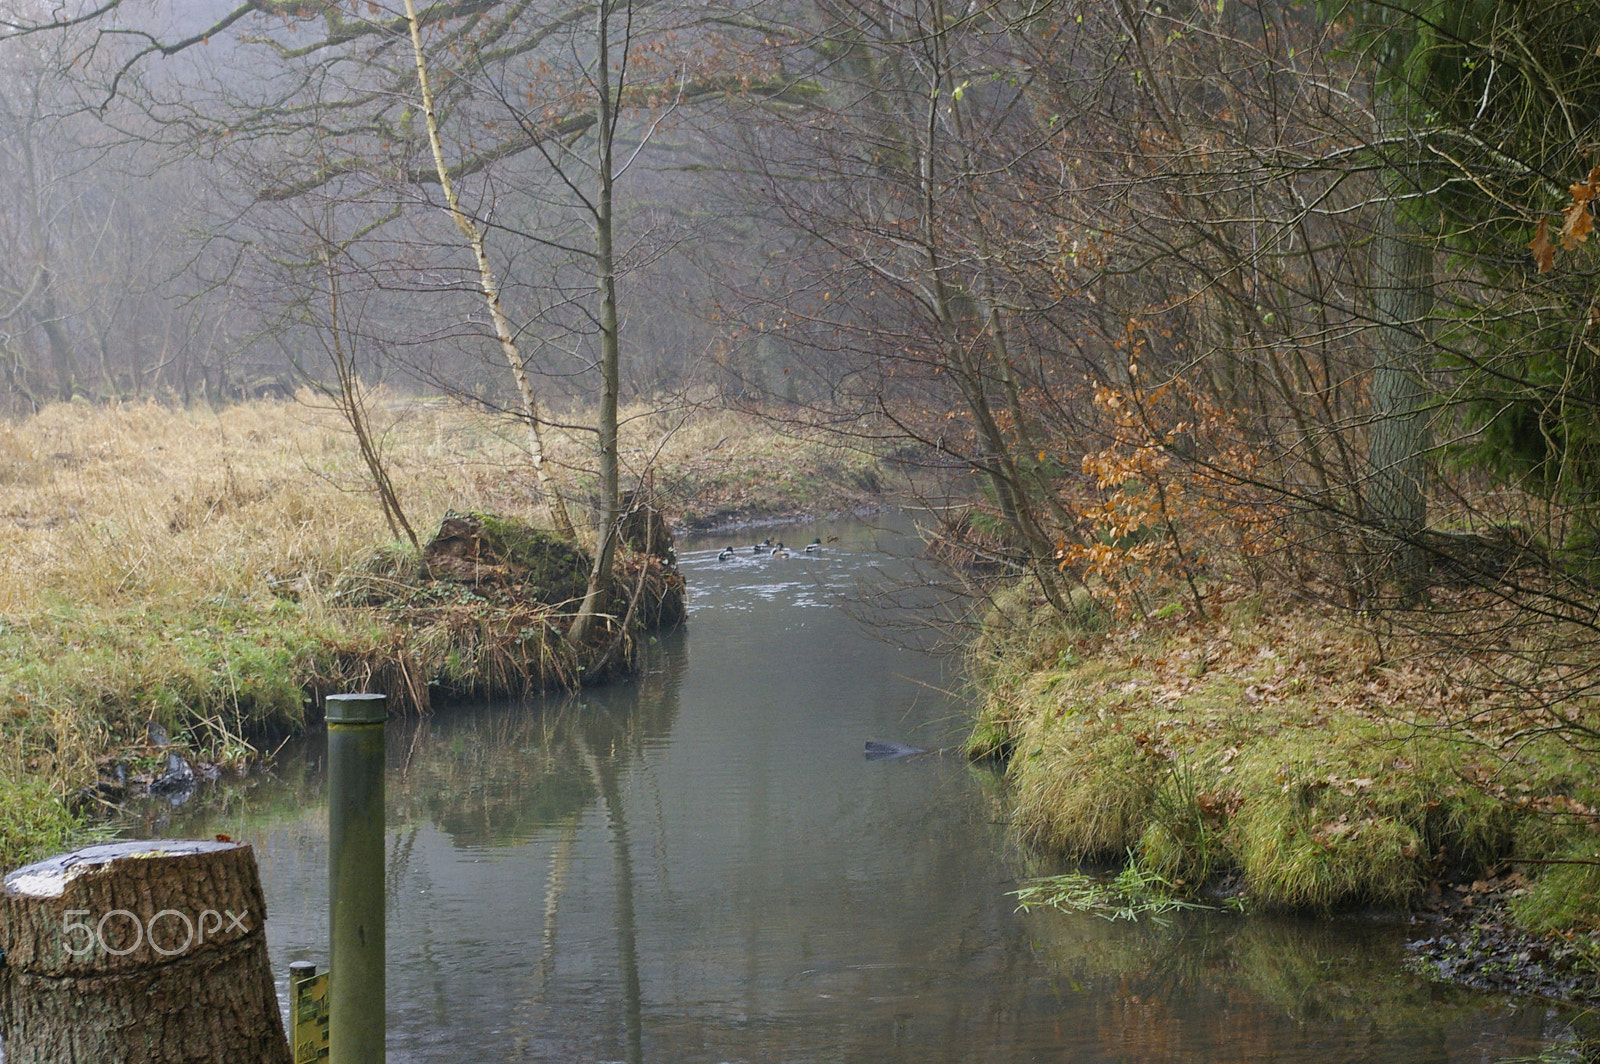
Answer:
xmin=126 ymin=517 xmax=1575 ymax=1063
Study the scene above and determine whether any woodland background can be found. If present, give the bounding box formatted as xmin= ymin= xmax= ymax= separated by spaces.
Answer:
xmin=5 ymin=0 xmax=1600 ymax=865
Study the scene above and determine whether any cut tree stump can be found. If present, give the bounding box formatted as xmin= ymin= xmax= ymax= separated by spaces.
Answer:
xmin=0 ymin=839 xmax=291 ymax=1064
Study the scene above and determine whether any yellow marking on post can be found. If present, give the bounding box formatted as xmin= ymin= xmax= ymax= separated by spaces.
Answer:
xmin=291 ymin=970 xmax=331 ymax=1063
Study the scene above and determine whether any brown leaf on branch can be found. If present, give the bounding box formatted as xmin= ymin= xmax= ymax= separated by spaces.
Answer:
xmin=1530 ymin=216 xmax=1556 ymax=273
xmin=1561 ymin=201 xmax=1593 ymax=250
xmin=1560 ymin=166 xmax=1600 ymax=250
xmin=1570 ymin=165 xmax=1600 ymax=205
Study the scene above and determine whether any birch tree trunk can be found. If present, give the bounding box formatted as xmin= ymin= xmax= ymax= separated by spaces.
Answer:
xmin=403 ymin=0 xmax=576 ymax=540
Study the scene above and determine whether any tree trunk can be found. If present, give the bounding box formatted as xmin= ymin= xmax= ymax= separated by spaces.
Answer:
xmin=30 ymin=283 xmax=76 ymax=403
xmin=568 ymin=0 xmax=623 ymax=650
xmin=911 ymin=52 xmax=1070 ymax=613
xmin=0 ymin=840 xmax=291 ymax=1064
xmin=1368 ymin=93 xmax=1434 ymax=598
xmin=403 ymin=0 xmax=576 ymax=541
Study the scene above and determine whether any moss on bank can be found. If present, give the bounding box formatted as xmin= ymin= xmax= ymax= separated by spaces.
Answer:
xmin=0 ymin=599 xmax=335 ymax=868
xmin=0 ymin=511 xmax=682 ymax=870
xmin=971 ymin=585 xmax=1600 ymax=922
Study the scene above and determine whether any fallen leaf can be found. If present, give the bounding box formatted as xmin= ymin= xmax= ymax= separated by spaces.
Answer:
xmin=1570 ymin=165 xmax=1600 ymax=204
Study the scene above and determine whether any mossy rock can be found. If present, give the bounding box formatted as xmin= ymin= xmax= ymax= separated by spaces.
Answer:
xmin=422 ymin=511 xmax=592 ymax=607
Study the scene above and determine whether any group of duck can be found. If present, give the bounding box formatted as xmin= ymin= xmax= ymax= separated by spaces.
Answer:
xmin=717 ymin=538 xmax=821 ymax=561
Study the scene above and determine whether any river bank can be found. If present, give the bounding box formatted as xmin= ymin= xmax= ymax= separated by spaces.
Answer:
xmin=968 ymin=582 xmax=1600 ymax=999
xmin=0 ymin=395 xmax=898 ymax=870
xmin=104 ymin=522 xmax=1575 ymax=1063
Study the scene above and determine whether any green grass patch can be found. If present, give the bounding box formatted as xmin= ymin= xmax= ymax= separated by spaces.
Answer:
xmin=0 ymin=597 xmax=343 ymax=751
xmin=1012 ymin=856 xmax=1240 ymax=923
xmin=0 ymin=779 xmax=86 ymax=872
xmin=0 ymin=594 xmax=359 ymax=872
xmin=1513 ymin=845 xmax=1600 ymax=932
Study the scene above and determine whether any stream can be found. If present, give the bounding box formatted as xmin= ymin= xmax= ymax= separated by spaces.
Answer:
xmin=120 ymin=515 xmax=1578 ymax=1063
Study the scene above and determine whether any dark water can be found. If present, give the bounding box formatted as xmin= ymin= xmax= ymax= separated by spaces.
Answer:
xmin=123 ymin=517 xmax=1576 ymax=1063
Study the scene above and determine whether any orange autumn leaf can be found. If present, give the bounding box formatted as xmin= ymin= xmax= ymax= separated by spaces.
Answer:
xmin=1561 ymin=200 xmax=1593 ymax=250
xmin=1531 ymin=216 xmax=1557 ymax=272
xmin=1569 ymin=165 xmax=1600 ymax=205
xmin=1059 ymin=378 xmax=1280 ymax=620
xmin=1560 ymin=166 xmax=1600 ymax=251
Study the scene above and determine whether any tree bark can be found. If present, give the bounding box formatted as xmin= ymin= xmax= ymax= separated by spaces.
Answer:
xmin=1368 ymin=92 xmax=1434 ymax=598
xmin=30 ymin=285 xmax=77 ymax=403
xmin=403 ymin=0 xmax=577 ymax=541
xmin=568 ymin=0 xmax=623 ymax=650
xmin=0 ymin=840 xmax=291 ymax=1064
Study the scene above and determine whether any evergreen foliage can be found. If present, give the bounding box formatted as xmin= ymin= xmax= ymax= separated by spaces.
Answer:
xmin=1329 ymin=0 xmax=1600 ymax=536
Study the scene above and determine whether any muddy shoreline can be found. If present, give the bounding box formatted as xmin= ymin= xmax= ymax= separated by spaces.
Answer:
xmin=1404 ymin=869 xmax=1600 ymax=1004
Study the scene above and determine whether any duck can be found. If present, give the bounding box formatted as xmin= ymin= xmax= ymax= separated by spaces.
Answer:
xmin=770 ymin=541 xmax=792 ymax=558
xmin=752 ymin=538 xmax=772 ymax=555
xmin=804 ymin=538 xmax=822 ymax=553
xmin=717 ymin=546 xmax=736 ymax=561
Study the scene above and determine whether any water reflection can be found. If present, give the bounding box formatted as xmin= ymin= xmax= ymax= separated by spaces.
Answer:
xmin=120 ymin=516 xmax=1574 ymax=1063
xmin=391 ymin=652 xmax=680 ymax=850
xmin=1020 ymin=908 xmax=1571 ymax=1063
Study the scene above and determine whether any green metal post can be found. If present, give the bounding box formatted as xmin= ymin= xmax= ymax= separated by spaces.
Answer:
xmin=326 ymin=693 xmax=386 ymax=1064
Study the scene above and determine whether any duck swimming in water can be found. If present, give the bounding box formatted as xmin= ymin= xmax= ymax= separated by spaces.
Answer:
xmin=770 ymin=541 xmax=792 ymax=558
xmin=752 ymin=538 xmax=773 ymax=555
xmin=804 ymin=538 xmax=822 ymax=553
xmin=717 ymin=546 xmax=736 ymax=561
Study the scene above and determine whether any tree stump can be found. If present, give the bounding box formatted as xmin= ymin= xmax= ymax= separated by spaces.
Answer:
xmin=618 ymin=491 xmax=675 ymax=561
xmin=0 ymin=840 xmax=290 ymax=1064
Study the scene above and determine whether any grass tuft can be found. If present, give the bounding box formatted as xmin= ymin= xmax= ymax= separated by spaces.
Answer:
xmin=1012 ymin=856 xmax=1237 ymax=923
xmin=0 ymin=780 xmax=84 ymax=872
xmin=1513 ymin=848 xmax=1600 ymax=932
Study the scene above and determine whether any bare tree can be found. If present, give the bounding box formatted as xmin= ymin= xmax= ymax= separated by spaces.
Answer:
xmin=402 ymin=0 xmax=577 ymax=539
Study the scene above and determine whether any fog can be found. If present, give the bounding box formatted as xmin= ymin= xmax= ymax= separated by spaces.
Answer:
xmin=1 ymin=0 xmax=1577 ymax=588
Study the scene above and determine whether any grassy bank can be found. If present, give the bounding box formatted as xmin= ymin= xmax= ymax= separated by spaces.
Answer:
xmin=969 ymin=585 xmax=1600 ymax=929
xmin=0 ymin=394 xmax=893 ymax=870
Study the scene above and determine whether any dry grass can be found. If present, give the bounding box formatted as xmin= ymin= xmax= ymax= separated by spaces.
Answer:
xmin=0 ymin=394 xmax=886 ymax=613
xmin=0 ymin=392 xmax=893 ymax=870
xmin=1 ymin=396 xmax=513 ymax=609
xmin=617 ymin=402 xmax=889 ymax=529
